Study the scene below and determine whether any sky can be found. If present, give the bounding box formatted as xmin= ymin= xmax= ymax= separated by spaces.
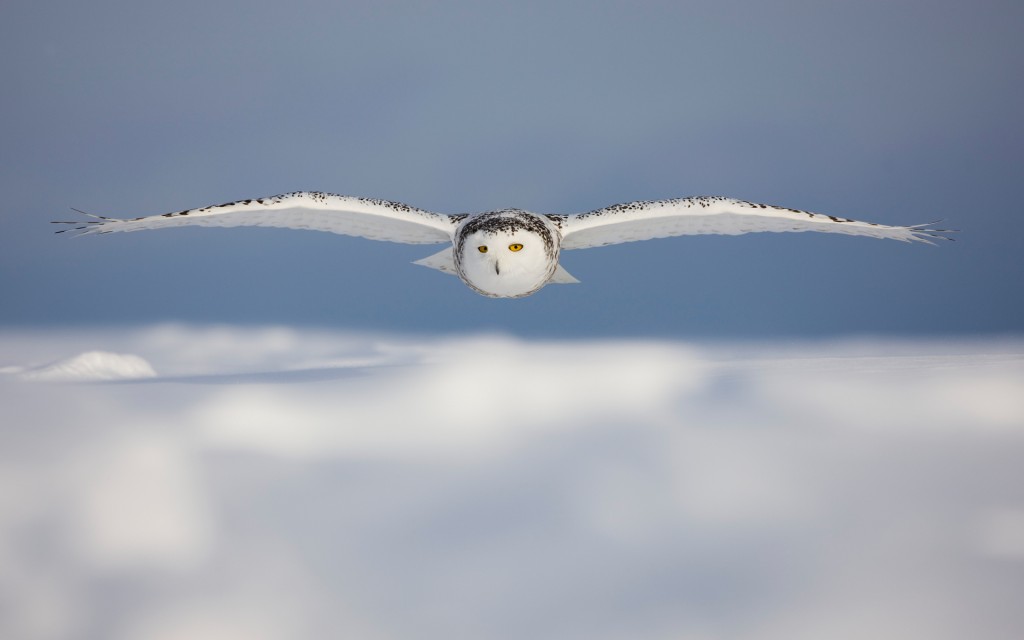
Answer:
xmin=1 ymin=0 xmax=1022 ymax=337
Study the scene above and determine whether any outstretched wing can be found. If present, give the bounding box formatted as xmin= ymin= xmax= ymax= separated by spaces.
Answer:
xmin=55 ymin=191 xmax=458 ymax=244
xmin=557 ymin=196 xmax=953 ymax=250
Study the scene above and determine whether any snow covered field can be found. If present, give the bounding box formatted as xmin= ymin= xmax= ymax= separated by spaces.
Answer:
xmin=2 ymin=325 xmax=1023 ymax=640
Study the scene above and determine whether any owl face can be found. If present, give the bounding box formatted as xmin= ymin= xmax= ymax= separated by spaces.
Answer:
xmin=454 ymin=211 xmax=560 ymax=298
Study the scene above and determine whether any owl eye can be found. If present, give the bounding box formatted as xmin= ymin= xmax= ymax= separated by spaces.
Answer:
xmin=508 ymin=243 xmax=523 ymax=252
xmin=477 ymin=245 xmax=488 ymax=253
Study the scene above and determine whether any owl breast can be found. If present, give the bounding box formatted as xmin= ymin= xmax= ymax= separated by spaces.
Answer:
xmin=453 ymin=210 xmax=561 ymax=298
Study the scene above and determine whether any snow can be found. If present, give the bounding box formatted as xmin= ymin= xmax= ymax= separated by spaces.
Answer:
xmin=1 ymin=325 xmax=1023 ymax=640
xmin=16 ymin=350 xmax=157 ymax=381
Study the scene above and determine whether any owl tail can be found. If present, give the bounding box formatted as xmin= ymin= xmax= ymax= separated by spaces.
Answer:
xmin=412 ymin=248 xmax=458 ymax=275
xmin=550 ymin=264 xmax=579 ymax=284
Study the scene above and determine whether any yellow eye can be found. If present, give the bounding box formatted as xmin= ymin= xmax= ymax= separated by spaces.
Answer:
xmin=508 ymin=243 xmax=523 ymax=252
xmin=477 ymin=245 xmax=488 ymax=253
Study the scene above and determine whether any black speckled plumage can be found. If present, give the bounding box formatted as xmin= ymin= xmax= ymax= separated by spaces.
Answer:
xmin=55 ymin=191 xmax=954 ymax=297
xmin=455 ymin=210 xmax=558 ymax=261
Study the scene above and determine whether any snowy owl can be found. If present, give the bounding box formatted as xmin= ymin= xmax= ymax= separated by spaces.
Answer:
xmin=56 ymin=192 xmax=951 ymax=298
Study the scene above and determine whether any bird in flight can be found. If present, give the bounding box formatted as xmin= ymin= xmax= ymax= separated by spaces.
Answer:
xmin=56 ymin=191 xmax=951 ymax=298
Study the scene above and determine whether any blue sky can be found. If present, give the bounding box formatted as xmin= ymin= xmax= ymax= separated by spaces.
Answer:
xmin=2 ymin=0 xmax=1022 ymax=337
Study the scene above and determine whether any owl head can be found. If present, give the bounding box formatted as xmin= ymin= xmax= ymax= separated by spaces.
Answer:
xmin=454 ymin=210 xmax=560 ymax=298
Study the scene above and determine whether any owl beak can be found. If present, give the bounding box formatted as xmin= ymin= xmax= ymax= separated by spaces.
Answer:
xmin=494 ymin=260 xmax=501 ymax=275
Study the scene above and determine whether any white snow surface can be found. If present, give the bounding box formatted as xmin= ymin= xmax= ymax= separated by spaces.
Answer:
xmin=1 ymin=325 xmax=1023 ymax=640
xmin=17 ymin=350 xmax=157 ymax=381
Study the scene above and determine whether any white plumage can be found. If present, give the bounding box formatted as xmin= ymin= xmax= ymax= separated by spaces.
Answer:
xmin=57 ymin=191 xmax=951 ymax=298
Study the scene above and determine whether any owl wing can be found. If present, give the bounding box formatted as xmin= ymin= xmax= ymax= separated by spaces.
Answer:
xmin=557 ymin=196 xmax=952 ymax=250
xmin=55 ymin=191 xmax=458 ymax=244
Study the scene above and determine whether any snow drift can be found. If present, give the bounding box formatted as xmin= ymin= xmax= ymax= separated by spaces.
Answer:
xmin=17 ymin=350 xmax=157 ymax=381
